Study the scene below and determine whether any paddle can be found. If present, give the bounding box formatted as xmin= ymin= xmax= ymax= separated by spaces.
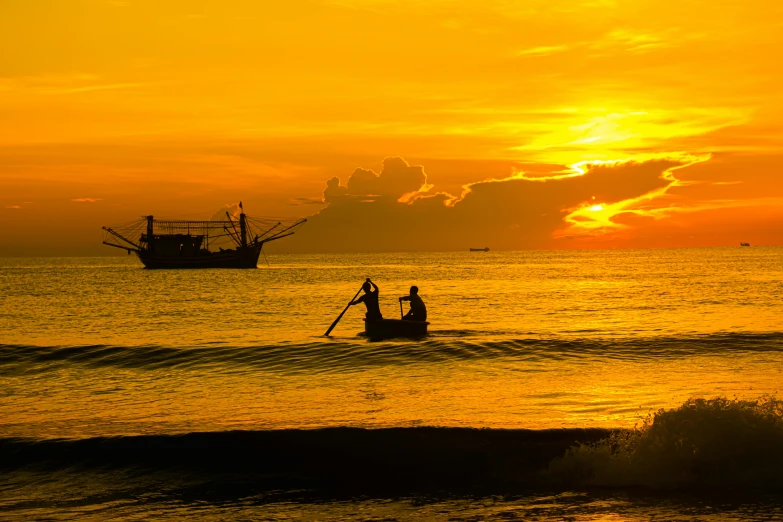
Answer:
xmin=324 ymin=282 xmax=365 ymax=336
xmin=399 ymin=299 xmax=404 ymax=319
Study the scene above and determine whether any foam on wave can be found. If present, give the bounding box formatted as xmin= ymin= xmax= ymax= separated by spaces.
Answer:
xmin=547 ymin=396 xmax=783 ymax=489
xmin=3 ymin=398 xmax=783 ymax=493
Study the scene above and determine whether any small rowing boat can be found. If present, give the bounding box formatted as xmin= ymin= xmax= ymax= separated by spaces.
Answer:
xmin=364 ymin=318 xmax=429 ymax=338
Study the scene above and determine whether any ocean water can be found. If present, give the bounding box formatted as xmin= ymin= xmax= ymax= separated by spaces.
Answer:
xmin=1 ymin=248 xmax=783 ymax=520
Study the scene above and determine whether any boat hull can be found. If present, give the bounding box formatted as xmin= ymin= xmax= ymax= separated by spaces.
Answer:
xmin=364 ymin=318 xmax=429 ymax=339
xmin=136 ymin=246 xmax=262 ymax=269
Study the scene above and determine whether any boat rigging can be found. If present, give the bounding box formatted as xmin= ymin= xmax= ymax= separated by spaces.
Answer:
xmin=102 ymin=203 xmax=306 ymax=269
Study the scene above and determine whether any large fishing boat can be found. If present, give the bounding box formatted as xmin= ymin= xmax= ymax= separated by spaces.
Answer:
xmin=102 ymin=203 xmax=306 ymax=269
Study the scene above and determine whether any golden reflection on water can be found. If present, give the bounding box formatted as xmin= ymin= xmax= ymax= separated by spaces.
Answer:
xmin=2 ymin=351 xmax=780 ymax=438
xmin=0 ymin=248 xmax=782 ymax=438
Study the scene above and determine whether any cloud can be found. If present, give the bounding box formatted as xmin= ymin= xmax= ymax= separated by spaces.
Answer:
xmin=71 ymin=198 xmax=103 ymax=203
xmin=323 ymin=176 xmax=349 ymax=203
xmin=210 ymin=203 xmax=242 ymax=221
xmin=290 ymin=197 xmax=327 ymax=206
xmin=589 ymin=29 xmax=673 ymax=54
xmin=284 ymin=156 xmax=695 ymax=252
xmin=514 ymin=30 xmax=671 ymax=62
xmin=609 ymin=211 xmax=658 ymax=226
xmin=0 ymin=75 xmax=150 ymax=96
xmin=4 ymin=201 xmax=32 ymax=209
xmin=324 ymin=157 xmax=433 ymax=204
xmin=517 ymin=45 xmax=568 ymax=56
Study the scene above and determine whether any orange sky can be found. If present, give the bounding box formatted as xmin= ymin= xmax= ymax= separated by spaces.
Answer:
xmin=1 ymin=0 xmax=782 ymax=255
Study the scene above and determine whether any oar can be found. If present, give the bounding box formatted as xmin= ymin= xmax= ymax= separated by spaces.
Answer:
xmin=399 ymin=299 xmax=404 ymax=319
xmin=324 ymin=284 xmax=364 ymax=336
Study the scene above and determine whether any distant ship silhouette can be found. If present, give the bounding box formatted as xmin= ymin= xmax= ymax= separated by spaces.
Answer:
xmin=470 ymin=247 xmax=490 ymax=252
xmin=102 ymin=202 xmax=306 ymax=269
xmin=740 ymin=242 xmax=750 ymax=247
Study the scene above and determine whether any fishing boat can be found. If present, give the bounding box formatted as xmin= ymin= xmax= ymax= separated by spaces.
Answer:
xmin=102 ymin=203 xmax=306 ymax=269
xmin=740 ymin=242 xmax=750 ymax=247
xmin=363 ymin=318 xmax=429 ymax=339
xmin=470 ymin=247 xmax=490 ymax=252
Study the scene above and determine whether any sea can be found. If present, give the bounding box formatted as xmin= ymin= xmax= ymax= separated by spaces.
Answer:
xmin=1 ymin=247 xmax=783 ymax=520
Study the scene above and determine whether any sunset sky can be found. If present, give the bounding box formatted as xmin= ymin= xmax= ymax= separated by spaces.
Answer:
xmin=1 ymin=0 xmax=782 ymax=255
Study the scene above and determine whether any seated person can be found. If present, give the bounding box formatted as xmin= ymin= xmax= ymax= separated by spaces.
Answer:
xmin=399 ymin=285 xmax=427 ymax=321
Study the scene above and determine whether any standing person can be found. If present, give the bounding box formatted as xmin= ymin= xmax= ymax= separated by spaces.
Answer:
xmin=350 ymin=278 xmax=383 ymax=320
xmin=399 ymin=286 xmax=427 ymax=321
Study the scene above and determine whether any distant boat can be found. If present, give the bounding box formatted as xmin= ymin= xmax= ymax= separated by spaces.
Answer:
xmin=363 ymin=318 xmax=428 ymax=339
xmin=102 ymin=204 xmax=306 ymax=269
xmin=470 ymin=247 xmax=490 ymax=252
xmin=740 ymin=242 xmax=750 ymax=247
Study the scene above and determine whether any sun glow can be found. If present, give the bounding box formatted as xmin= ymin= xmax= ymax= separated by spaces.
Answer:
xmin=558 ymin=154 xmax=715 ymax=240
xmin=1 ymin=0 xmax=783 ymax=253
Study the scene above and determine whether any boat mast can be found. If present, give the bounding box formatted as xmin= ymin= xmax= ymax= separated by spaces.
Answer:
xmin=146 ymin=215 xmax=154 ymax=252
xmin=224 ymin=212 xmax=242 ymax=246
xmin=239 ymin=204 xmax=248 ymax=248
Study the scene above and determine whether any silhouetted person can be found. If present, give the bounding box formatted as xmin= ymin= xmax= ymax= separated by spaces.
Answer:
xmin=351 ymin=278 xmax=382 ymax=320
xmin=399 ymin=285 xmax=427 ymax=321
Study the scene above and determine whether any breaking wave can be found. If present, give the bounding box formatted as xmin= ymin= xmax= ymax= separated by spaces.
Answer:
xmin=547 ymin=396 xmax=783 ymax=490
xmin=4 ymin=398 xmax=783 ymax=494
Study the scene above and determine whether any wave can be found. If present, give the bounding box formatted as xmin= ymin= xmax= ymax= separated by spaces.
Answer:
xmin=1 ymin=427 xmax=608 ymax=494
xmin=2 ymin=332 xmax=783 ymax=374
xmin=547 ymin=396 xmax=783 ymax=490
xmin=4 ymin=397 xmax=783 ymax=494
